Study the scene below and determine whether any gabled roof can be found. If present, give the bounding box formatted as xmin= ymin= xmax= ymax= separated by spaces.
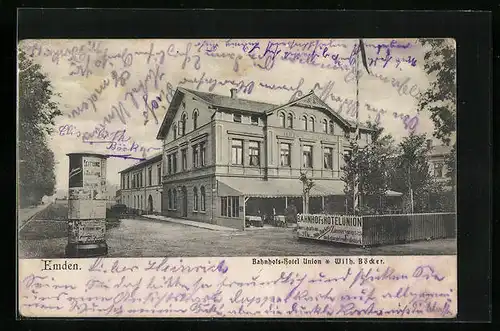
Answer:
xmin=156 ymin=87 xmax=376 ymax=140
xmin=118 ymin=152 xmax=162 ymax=174
xmin=265 ymin=91 xmax=352 ymax=129
xmin=184 ymin=88 xmax=276 ymax=113
xmin=429 ymin=144 xmax=453 ymax=157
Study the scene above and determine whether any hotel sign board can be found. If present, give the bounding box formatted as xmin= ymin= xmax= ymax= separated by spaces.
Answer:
xmin=297 ymin=214 xmax=363 ymax=245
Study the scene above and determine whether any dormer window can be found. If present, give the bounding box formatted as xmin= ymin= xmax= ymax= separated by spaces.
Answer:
xmin=233 ymin=114 xmax=242 ymax=123
xmin=309 ymin=117 xmax=315 ymax=132
xmin=251 ymin=115 xmax=259 ymax=125
xmin=193 ymin=109 xmax=199 ymax=130
xmin=287 ymin=114 xmax=293 ymax=128
xmin=181 ymin=113 xmax=187 ymax=136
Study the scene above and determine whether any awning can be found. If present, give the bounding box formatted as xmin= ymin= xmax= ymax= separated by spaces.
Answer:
xmin=217 ymin=177 xmax=345 ymax=198
xmin=217 ymin=177 xmax=403 ymax=198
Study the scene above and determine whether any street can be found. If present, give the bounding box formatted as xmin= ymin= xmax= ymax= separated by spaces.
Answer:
xmin=18 ymin=210 xmax=457 ymax=258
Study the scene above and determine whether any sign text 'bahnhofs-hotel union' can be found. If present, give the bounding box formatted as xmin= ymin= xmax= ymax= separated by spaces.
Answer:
xmin=297 ymin=214 xmax=363 ymax=245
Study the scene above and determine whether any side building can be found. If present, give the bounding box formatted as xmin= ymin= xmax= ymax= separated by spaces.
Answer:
xmin=156 ymin=87 xmax=401 ymax=230
xmin=118 ymin=152 xmax=163 ymax=214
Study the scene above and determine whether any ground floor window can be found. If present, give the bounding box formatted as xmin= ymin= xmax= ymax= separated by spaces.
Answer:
xmin=193 ymin=187 xmax=198 ymax=211
xmin=200 ymin=186 xmax=206 ymax=211
xmin=221 ymin=196 xmax=240 ymax=217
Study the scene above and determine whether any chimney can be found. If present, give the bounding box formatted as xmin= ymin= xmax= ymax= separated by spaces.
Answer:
xmin=426 ymin=139 xmax=432 ymax=149
xmin=230 ymin=88 xmax=238 ymax=99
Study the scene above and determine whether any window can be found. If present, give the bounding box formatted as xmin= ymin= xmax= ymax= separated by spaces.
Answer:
xmin=181 ymin=113 xmax=187 ymax=136
xmin=193 ymin=187 xmax=198 ymax=211
xmin=168 ymin=189 xmax=172 ymax=209
xmin=173 ymin=124 xmax=177 ymax=140
xmin=167 ymin=155 xmax=172 ymax=174
xmin=279 ymin=113 xmax=285 ymax=127
xmin=221 ymin=196 xmax=239 ymax=217
xmin=434 ymin=162 xmax=444 ymax=177
xmin=200 ymin=142 xmax=206 ymax=166
xmin=287 ymin=114 xmax=293 ymax=128
xmin=157 ymin=164 xmax=162 ymax=185
xmin=309 ymin=117 xmax=315 ymax=132
xmin=303 ymin=145 xmax=313 ymax=168
xmin=249 ymin=141 xmax=260 ymax=166
xmin=193 ymin=109 xmax=198 ymax=130
xmin=251 ymin=115 xmax=259 ymax=125
xmin=200 ymin=186 xmax=206 ymax=211
xmin=302 ymin=115 xmax=308 ymax=130
xmin=148 ymin=167 xmax=152 ymax=186
xmin=280 ymin=143 xmax=291 ymax=167
xmin=232 ymin=139 xmax=243 ymax=165
xmin=181 ymin=148 xmax=187 ymax=170
xmin=172 ymin=152 xmax=177 ymax=173
xmin=127 ymin=175 xmax=130 ymax=189
xmin=322 ymin=119 xmax=328 ymax=133
xmin=172 ymin=189 xmax=177 ymax=209
xmin=233 ymin=114 xmax=242 ymax=123
xmin=324 ymin=147 xmax=333 ymax=169
xmin=193 ymin=145 xmax=199 ymax=168
xmin=329 ymin=121 xmax=334 ymax=135
xmin=122 ymin=176 xmax=125 ymax=189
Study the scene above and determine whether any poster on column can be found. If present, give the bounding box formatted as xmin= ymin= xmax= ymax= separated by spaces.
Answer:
xmin=83 ymin=156 xmax=103 ymax=199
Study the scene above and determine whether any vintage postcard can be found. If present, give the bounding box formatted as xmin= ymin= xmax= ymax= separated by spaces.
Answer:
xmin=17 ymin=38 xmax=457 ymax=318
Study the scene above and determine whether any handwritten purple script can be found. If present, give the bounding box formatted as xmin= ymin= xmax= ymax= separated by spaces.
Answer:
xmin=19 ymin=257 xmax=456 ymax=318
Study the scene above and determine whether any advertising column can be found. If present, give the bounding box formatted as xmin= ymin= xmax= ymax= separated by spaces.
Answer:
xmin=65 ymin=153 xmax=109 ymax=257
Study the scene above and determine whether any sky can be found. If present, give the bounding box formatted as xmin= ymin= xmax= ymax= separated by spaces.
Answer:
xmin=17 ymin=38 xmax=454 ymax=192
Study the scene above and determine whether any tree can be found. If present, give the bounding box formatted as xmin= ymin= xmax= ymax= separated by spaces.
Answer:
xmin=341 ymin=123 xmax=397 ymax=215
xmin=299 ymin=171 xmax=314 ymax=214
xmin=18 ymin=50 xmax=61 ymax=207
xmin=390 ymin=133 xmax=434 ymax=213
xmin=418 ymin=39 xmax=456 ymax=145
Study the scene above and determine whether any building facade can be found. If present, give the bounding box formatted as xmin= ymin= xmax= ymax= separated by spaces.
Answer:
xmin=427 ymin=140 xmax=453 ymax=184
xmin=118 ymin=153 xmax=163 ymax=214
xmin=156 ymin=87 xmax=394 ymax=230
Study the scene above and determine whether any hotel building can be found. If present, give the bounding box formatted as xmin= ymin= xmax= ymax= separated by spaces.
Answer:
xmin=118 ymin=153 xmax=163 ymax=214
xmin=155 ymin=87 xmax=402 ymax=230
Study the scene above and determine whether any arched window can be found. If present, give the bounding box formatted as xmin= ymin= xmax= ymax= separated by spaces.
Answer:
xmin=200 ymin=186 xmax=206 ymax=211
xmin=309 ymin=117 xmax=315 ymax=132
xmin=172 ymin=189 xmax=177 ymax=209
xmin=193 ymin=109 xmax=199 ymax=130
xmin=287 ymin=114 xmax=293 ymax=128
xmin=193 ymin=187 xmax=198 ymax=211
xmin=322 ymin=119 xmax=328 ymax=133
xmin=173 ymin=123 xmax=177 ymax=140
xmin=181 ymin=113 xmax=187 ymax=136
xmin=329 ymin=120 xmax=335 ymax=135
xmin=302 ymin=115 xmax=308 ymax=130
xmin=279 ymin=112 xmax=285 ymax=127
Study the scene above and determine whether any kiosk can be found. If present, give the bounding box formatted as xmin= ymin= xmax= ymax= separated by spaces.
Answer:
xmin=65 ymin=153 xmax=109 ymax=257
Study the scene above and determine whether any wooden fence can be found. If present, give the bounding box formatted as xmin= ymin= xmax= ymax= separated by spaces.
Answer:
xmin=361 ymin=212 xmax=456 ymax=246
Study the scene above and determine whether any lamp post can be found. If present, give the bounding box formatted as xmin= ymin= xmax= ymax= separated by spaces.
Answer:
xmin=65 ymin=152 xmax=109 ymax=257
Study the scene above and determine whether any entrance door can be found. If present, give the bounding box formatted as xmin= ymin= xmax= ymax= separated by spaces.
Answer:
xmin=181 ymin=186 xmax=188 ymax=217
xmin=148 ymin=195 xmax=153 ymax=213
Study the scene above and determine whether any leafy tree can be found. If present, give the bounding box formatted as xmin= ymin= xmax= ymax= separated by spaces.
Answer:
xmin=418 ymin=39 xmax=456 ymax=145
xmin=341 ymin=123 xmax=397 ymax=214
xmin=18 ymin=50 xmax=61 ymax=207
xmin=390 ymin=133 xmax=435 ymax=213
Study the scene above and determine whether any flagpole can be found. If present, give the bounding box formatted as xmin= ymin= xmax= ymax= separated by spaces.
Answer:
xmin=353 ymin=39 xmax=361 ymax=214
